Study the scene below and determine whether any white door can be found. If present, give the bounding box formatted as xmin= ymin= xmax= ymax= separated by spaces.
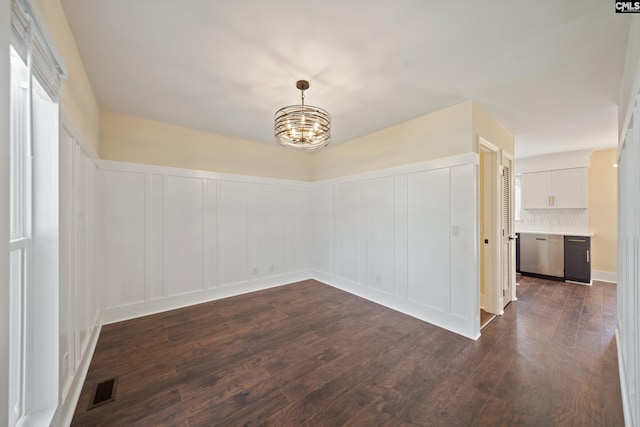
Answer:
xmin=501 ymin=159 xmax=515 ymax=307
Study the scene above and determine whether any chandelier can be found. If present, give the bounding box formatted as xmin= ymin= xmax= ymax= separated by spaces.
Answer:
xmin=275 ymin=80 xmax=331 ymax=150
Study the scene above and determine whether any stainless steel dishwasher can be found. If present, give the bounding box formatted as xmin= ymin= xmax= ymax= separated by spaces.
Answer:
xmin=519 ymin=233 xmax=564 ymax=278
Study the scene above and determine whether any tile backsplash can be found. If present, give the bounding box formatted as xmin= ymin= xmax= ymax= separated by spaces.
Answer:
xmin=516 ymin=208 xmax=588 ymax=233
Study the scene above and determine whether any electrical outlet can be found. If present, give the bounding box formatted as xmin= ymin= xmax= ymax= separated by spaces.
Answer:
xmin=376 ymin=275 xmax=381 ymax=284
xmin=270 ymin=265 xmax=274 ymax=272
xmin=253 ymin=267 xmax=258 ymax=275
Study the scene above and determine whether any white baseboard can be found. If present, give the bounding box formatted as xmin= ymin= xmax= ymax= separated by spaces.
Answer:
xmin=615 ymin=328 xmax=633 ymax=427
xmin=101 ymin=271 xmax=312 ymax=325
xmin=51 ymin=323 xmax=102 ymax=427
xmin=592 ymin=270 xmax=617 ymax=283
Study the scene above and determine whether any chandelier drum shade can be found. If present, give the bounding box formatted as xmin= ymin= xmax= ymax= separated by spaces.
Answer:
xmin=275 ymin=80 xmax=331 ymax=150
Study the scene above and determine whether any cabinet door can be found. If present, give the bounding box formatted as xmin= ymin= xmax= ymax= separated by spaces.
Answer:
xmin=564 ymin=236 xmax=591 ymax=283
xmin=522 ymin=172 xmax=551 ymax=209
xmin=552 ymin=168 xmax=587 ymax=208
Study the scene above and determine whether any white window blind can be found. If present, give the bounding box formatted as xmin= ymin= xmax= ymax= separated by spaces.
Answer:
xmin=10 ymin=0 xmax=65 ymax=101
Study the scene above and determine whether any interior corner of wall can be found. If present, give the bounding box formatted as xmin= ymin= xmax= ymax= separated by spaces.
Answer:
xmin=472 ymin=102 xmax=514 ymax=156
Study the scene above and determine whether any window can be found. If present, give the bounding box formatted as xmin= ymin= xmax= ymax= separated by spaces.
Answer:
xmin=8 ymin=45 xmax=29 ymax=427
xmin=9 ymin=1 xmax=64 ymax=425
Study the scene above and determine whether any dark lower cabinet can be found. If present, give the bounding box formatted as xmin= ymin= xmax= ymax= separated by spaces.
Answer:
xmin=564 ymin=236 xmax=591 ymax=283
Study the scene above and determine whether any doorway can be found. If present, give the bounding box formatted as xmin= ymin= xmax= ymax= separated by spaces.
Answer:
xmin=479 ymin=139 xmax=501 ymax=324
xmin=479 ymin=139 xmax=516 ymax=327
xmin=478 ymin=138 xmax=513 ymax=329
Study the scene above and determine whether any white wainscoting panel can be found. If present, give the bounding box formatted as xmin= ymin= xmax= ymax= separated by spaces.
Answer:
xmin=394 ymin=175 xmax=409 ymax=300
xmin=203 ymin=179 xmax=217 ymax=289
xmin=74 ymin=145 xmax=89 ymax=357
xmin=617 ymin=91 xmax=640 ymax=427
xmin=164 ymin=176 xmax=204 ymax=296
xmin=367 ymin=177 xmax=396 ymax=295
xmin=55 ymin=124 xmax=102 ymax=426
xmin=312 ymin=153 xmax=480 ymax=339
xmin=450 ymin=164 xmax=478 ymax=322
xmin=247 ymin=183 xmax=260 ymax=282
xmin=100 ymin=162 xmax=313 ymax=324
xmin=337 ymin=182 xmax=358 ymax=284
xmin=408 ymin=168 xmax=451 ymax=312
xmin=358 ymin=181 xmax=368 ymax=287
xmin=313 ymin=185 xmax=332 ymax=275
xmin=103 ymin=171 xmax=146 ymax=308
xmin=59 ymin=128 xmax=74 ymax=400
xmin=218 ymin=180 xmax=249 ymax=286
xmin=259 ymin=184 xmax=286 ymax=279
xmin=146 ymin=174 xmax=164 ymax=299
xmin=293 ymin=187 xmax=311 ymax=273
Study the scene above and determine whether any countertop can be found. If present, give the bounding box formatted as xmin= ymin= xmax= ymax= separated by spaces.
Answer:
xmin=515 ymin=230 xmax=594 ymax=237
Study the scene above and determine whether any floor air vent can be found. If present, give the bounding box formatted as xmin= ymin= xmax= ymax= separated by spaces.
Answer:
xmin=88 ymin=377 xmax=118 ymax=410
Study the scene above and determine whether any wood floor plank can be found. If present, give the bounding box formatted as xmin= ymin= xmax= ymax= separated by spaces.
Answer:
xmin=198 ymin=389 xmax=289 ymax=427
xmin=263 ymin=365 xmax=370 ymax=425
xmin=71 ymin=278 xmax=625 ymax=426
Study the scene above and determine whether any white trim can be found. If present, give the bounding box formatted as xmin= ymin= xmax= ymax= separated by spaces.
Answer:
xmin=616 ymin=328 xmax=633 ymax=427
xmin=99 ymin=159 xmax=313 ymax=187
xmin=100 ymin=153 xmax=479 ymax=188
xmin=565 ymin=279 xmax=592 ymax=286
xmin=101 ymin=271 xmax=312 ymax=325
xmin=515 ymin=150 xmax=592 ymax=173
xmin=592 ymin=270 xmax=617 ymax=283
xmin=478 ymin=139 xmax=502 ymax=316
xmin=478 ymin=136 xmax=499 ymax=153
xmin=16 ymin=408 xmax=55 ymax=427
xmin=314 ymin=152 xmax=479 ymax=185
xmin=50 ymin=324 xmax=101 ymax=427
xmin=313 ymin=271 xmax=479 ymax=340
xmin=61 ymin=109 xmax=98 ymax=160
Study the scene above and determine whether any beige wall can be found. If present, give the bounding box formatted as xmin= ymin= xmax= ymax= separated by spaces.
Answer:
xmin=100 ymin=110 xmax=313 ymax=181
xmin=588 ymin=148 xmax=618 ymax=274
xmin=99 ymin=101 xmax=514 ymax=183
xmin=472 ymin=102 xmax=514 ymax=156
xmin=31 ymin=0 xmax=100 ymax=154
xmin=310 ymin=101 xmax=473 ymax=181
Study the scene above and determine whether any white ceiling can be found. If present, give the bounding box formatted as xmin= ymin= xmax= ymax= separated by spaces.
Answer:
xmin=60 ymin=0 xmax=630 ymax=158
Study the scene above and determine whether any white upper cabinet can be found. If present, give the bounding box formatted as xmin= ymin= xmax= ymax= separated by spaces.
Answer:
xmin=521 ymin=171 xmax=551 ymax=209
xmin=522 ymin=168 xmax=587 ymax=209
xmin=552 ymin=168 xmax=587 ymax=208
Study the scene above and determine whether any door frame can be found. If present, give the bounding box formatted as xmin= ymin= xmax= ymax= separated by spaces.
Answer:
xmin=502 ymin=151 xmax=517 ymax=305
xmin=478 ymin=137 xmax=502 ymax=315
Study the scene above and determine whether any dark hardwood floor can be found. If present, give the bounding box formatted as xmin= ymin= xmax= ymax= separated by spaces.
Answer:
xmin=72 ymin=276 xmax=624 ymax=426
xmin=480 ymin=308 xmax=496 ymax=329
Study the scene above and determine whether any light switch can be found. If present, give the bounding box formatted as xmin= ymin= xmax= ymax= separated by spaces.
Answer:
xmin=452 ymin=225 xmax=460 ymax=237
